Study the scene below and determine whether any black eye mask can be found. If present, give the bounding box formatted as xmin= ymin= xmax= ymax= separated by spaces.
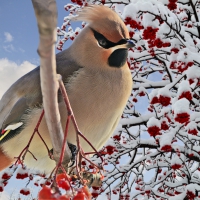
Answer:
xmin=92 ymin=29 xmax=127 ymax=49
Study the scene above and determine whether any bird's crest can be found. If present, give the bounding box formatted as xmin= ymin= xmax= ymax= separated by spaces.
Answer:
xmin=73 ymin=5 xmax=129 ymax=42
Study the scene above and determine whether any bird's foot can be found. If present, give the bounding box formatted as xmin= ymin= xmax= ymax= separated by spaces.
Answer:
xmin=67 ymin=142 xmax=78 ymax=167
xmin=49 ymin=143 xmax=77 ymax=168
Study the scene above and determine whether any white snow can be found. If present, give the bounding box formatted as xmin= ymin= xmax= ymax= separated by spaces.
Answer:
xmin=159 ymin=131 xmax=175 ymax=149
xmin=147 ymin=116 xmax=161 ymax=128
xmin=187 ymin=65 xmax=200 ymax=80
xmin=186 ymin=121 xmax=197 ymax=132
xmin=170 ymin=155 xmax=182 ymax=168
xmin=172 ymin=98 xmax=190 ymax=116
xmin=177 ymin=80 xmax=191 ymax=97
xmin=158 ymin=85 xmax=171 ymax=97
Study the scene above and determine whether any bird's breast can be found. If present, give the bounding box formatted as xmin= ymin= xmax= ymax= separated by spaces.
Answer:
xmin=61 ymin=66 xmax=132 ymax=151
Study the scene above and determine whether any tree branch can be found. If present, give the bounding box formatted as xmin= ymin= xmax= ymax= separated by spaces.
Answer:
xmin=32 ymin=0 xmax=71 ymax=166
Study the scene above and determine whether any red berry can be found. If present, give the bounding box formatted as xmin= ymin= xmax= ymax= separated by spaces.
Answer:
xmin=57 ymin=180 xmax=70 ymax=191
xmin=20 ymin=188 xmax=30 ymax=196
xmin=56 ymin=173 xmax=71 ymax=183
xmin=171 ymin=164 xmax=182 ymax=170
xmin=16 ymin=172 xmax=28 ymax=179
xmin=2 ymin=173 xmax=11 ymax=180
xmin=81 ymin=161 xmax=86 ymax=165
xmin=175 ymin=112 xmax=190 ymax=124
xmin=147 ymin=126 xmax=160 ymax=137
xmin=91 ymin=192 xmax=99 ymax=198
xmin=73 ymin=191 xmax=85 ymax=200
xmin=0 ymin=186 xmax=4 ymax=192
xmin=80 ymin=186 xmax=92 ymax=199
xmin=161 ymin=145 xmax=172 ymax=152
xmin=38 ymin=186 xmax=54 ymax=199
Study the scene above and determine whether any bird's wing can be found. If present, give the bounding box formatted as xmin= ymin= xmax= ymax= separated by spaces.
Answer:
xmin=0 ymin=48 xmax=81 ymax=142
xmin=0 ymin=98 xmax=30 ymax=143
xmin=1 ymin=97 xmax=28 ymax=130
xmin=0 ymin=66 xmax=41 ymax=130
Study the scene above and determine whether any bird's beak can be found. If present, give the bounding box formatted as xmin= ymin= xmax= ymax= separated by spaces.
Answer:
xmin=126 ymin=40 xmax=135 ymax=48
xmin=111 ymin=39 xmax=135 ymax=52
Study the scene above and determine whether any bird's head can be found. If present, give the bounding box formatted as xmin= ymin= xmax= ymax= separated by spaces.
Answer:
xmin=70 ymin=5 xmax=134 ymax=70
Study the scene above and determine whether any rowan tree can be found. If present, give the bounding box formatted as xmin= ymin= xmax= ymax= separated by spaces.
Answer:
xmin=2 ymin=0 xmax=200 ymax=199
xmin=56 ymin=0 xmax=200 ymax=199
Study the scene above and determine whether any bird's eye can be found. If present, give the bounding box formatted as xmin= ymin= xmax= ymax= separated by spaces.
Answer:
xmin=92 ymin=29 xmax=111 ymax=49
xmin=92 ymin=29 xmax=123 ymax=49
xmin=98 ymin=38 xmax=107 ymax=47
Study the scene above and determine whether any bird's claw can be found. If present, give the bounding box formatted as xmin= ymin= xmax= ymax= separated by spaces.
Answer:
xmin=67 ymin=142 xmax=78 ymax=167
xmin=50 ymin=143 xmax=77 ymax=168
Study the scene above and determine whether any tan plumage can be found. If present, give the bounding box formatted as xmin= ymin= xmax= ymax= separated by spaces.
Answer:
xmin=0 ymin=5 xmax=133 ymax=173
xmin=73 ymin=5 xmax=129 ymax=42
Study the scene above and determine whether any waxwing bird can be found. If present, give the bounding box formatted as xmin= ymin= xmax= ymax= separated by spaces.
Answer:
xmin=0 ymin=5 xmax=133 ymax=173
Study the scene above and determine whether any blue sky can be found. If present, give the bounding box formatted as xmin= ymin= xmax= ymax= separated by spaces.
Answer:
xmin=0 ymin=0 xmax=73 ymax=64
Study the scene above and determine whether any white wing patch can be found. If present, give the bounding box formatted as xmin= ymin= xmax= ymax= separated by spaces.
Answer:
xmin=4 ymin=122 xmax=23 ymax=131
